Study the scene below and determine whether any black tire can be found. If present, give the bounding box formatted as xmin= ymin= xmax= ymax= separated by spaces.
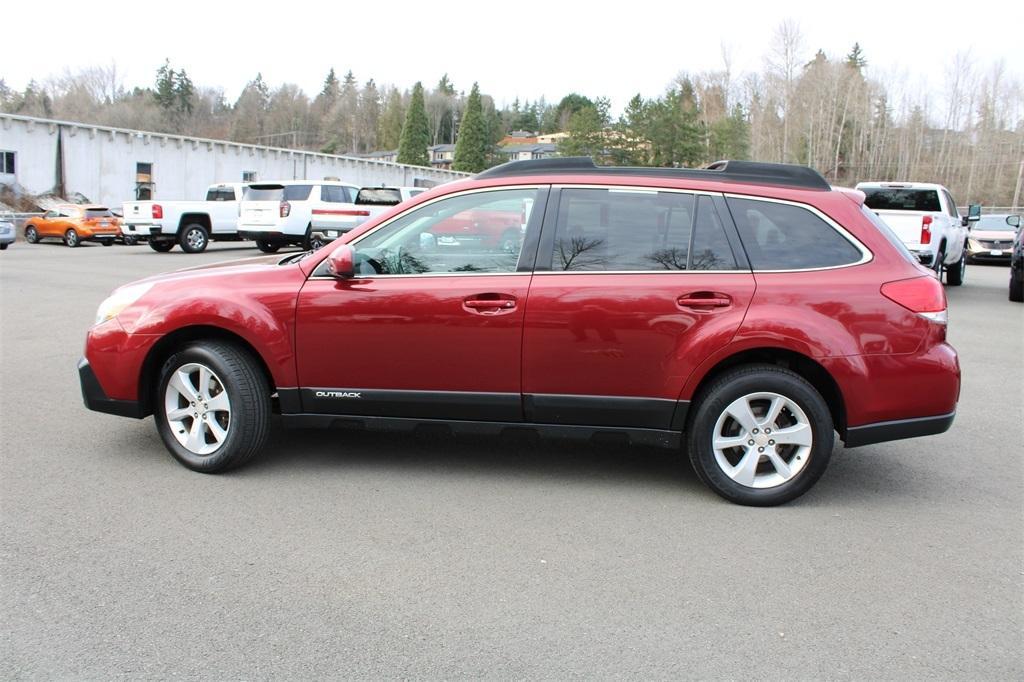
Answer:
xmin=154 ymin=341 xmax=271 ymax=473
xmin=255 ymin=240 xmax=281 ymax=254
xmin=1010 ymin=272 xmax=1024 ymax=302
xmin=933 ymin=245 xmax=945 ymax=278
xmin=301 ymin=224 xmax=314 ymax=251
xmin=64 ymin=229 xmax=80 ymax=247
xmin=308 ymin=232 xmax=327 ymax=251
xmin=946 ymin=247 xmax=966 ymax=286
xmin=0 ymin=243 xmax=7 ymax=250
xmin=148 ymin=240 xmax=175 ymax=253
xmin=179 ymin=223 xmax=209 ymax=253
xmin=123 ymin=235 xmax=138 ymax=246
xmin=101 ymin=240 xmax=113 ymax=247
xmin=686 ymin=364 xmax=834 ymax=506
xmin=25 ymin=225 xmax=39 ymax=244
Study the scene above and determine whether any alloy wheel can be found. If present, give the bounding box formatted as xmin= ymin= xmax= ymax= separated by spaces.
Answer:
xmin=711 ymin=391 xmax=813 ymax=489
xmin=163 ymin=362 xmax=232 ymax=455
xmin=186 ymin=228 xmax=206 ymax=251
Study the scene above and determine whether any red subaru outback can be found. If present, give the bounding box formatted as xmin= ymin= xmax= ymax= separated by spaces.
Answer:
xmin=79 ymin=159 xmax=960 ymax=505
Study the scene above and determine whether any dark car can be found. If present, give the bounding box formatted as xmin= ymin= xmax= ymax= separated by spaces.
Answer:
xmin=79 ymin=158 xmax=960 ymax=506
xmin=1010 ymin=224 xmax=1024 ymax=302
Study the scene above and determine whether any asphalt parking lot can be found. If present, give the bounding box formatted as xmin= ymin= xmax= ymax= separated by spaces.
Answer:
xmin=1 ymin=240 xmax=1022 ymax=678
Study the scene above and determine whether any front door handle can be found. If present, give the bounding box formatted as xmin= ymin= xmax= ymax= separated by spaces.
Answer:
xmin=463 ymin=294 xmax=517 ymax=315
xmin=677 ymin=292 xmax=732 ymax=308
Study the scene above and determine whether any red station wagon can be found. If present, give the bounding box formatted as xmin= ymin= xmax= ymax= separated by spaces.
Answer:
xmin=79 ymin=159 xmax=961 ymax=505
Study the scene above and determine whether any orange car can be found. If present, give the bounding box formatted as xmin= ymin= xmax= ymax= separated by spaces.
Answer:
xmin=24 ymin=205 xmax=121 ymax=247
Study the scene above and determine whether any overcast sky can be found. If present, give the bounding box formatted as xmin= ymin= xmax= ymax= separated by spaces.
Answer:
xmin=3 ymin=0 xmax=1021 ymax=112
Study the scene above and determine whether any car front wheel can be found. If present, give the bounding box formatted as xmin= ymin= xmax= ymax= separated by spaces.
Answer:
xmin=148 ymin=240 xmax=175 ymax=253
xmin=255 ymin=240 xmax=281 ymax=253
xmin=155 ymin=341 xmax=270 ymax=473
xmin=687 ymin=365 xmax=834 ymax=506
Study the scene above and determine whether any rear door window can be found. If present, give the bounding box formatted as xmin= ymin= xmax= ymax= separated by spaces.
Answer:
xmin=547 ymin=188 xmax=737 ymax=271
xmin=322 ymin=186 xmax=352 ymax=203
xmin=728 ymin=197 xmax=865 ymax=270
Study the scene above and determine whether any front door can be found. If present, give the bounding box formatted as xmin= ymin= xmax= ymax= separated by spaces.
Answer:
xmin=295 ymin=186 xmax=548 ymax=422
xmin=522 ymin=187 xmax=756 ymax=429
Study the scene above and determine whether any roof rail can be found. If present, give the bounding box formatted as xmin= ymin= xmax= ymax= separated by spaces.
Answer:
xmin=475 ymin=157 xmax=831 ymax=191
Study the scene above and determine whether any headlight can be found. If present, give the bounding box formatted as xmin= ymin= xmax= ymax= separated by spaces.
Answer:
xmin=94 ymin=282 xmax=154 ymax=326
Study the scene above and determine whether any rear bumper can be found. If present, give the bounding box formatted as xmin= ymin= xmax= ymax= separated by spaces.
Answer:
xmin=844 ymin=411 xmax=956 ymax=448
xmin=78 ymin=357 xmax=144 ymax=418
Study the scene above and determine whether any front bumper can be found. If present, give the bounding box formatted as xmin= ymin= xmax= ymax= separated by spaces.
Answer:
xmin=967 ymin=243 xmax=1012 ymax=261
xmin=78 ymin=357 xmax=144 ymax=418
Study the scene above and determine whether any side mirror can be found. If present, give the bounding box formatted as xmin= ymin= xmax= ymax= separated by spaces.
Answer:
xmin=1007 ymin=215 xmax=1021 ymax=228
xmin=325 ymin=244 xmax=355 ymax=278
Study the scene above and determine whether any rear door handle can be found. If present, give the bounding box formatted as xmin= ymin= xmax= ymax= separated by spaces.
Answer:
xmin=677 ymin=293 xmax=732 ymax=308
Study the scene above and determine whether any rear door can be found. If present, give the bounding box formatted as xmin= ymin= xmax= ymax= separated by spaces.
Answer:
xmin=312 ymin=185 xmax=364 ymax=235
xmin=521 ymin=186 xmax=755 ymax=429
xmin=240 ymin=184 xmax=285 ymax=228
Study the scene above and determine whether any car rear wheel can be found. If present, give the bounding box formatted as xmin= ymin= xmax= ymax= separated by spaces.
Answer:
xmin=64 ymin=229 xmax=79 ymax=247
xmin=946 ymin=247 xmax=966 ymax=286
xmin=155 ymin=341 xmax=270 ymax=473
xmin=179 ymin=223 xmax=209 ymax=253
xmin=101 ymin=240 xmax=113 ymax=247
xmin=255 ymin=240 xmax=281 ymax=253
xmin=301 ymin=224 xmax=314 ymax=251
xmin=148 ymin=240 xmax=175 ymax=253
xmin=686 ymin=364 xmax=834 ymax=506
xmin=25 ymin=226 xmax=39 ymax=243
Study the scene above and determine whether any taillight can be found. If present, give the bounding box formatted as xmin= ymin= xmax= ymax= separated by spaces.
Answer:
xmin=152 ymin=204 xmax=163 ymax=219
xmin=881 ymin=276 xmax=947 ymax=323
xmin=920 ymin=215 xmax=932 ymax=245
xmin=280 ymin=201 xmax=291 ymax=218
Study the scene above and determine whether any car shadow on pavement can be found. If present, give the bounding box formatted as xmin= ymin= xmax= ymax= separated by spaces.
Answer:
xmin=243 ymin=421 xmax=704 ymax=494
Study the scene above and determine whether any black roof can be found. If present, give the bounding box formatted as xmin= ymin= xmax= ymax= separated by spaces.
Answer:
xmin=475 ymin=157 xmax=831 ymax=191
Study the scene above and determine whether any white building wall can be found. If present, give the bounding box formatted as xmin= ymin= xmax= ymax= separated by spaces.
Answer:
xmin=0 ymin=114 xmax=469 ymax=207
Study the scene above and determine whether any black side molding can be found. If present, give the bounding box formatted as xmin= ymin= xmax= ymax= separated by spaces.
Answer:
xmin=843 ymin=411 xmax=956 ymax=448
xmin=78 ymin=357 xmax=146 ymax=419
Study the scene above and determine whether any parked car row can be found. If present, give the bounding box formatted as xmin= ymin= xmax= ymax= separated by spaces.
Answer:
xmin=119 ymin=181 xmax=425 ymax=254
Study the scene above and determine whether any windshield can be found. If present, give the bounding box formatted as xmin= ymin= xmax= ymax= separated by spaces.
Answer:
xmin=976 ymin=215 xmax=1018 ymax=231
xmin=862 ymin=188 xmax=941 ymax=212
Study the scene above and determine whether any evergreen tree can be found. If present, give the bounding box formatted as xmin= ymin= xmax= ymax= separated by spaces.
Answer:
xmin=378 ymin=87 xmax=405 ymax=150
xmin=558 ymin=99 xmax=610 ymax=160
xmin=453 ymin=83 xmax=488 ymax=173
xmin=174 ymin=69 xmax=194 ymax=115
xmin=154 ymin=59 xmax=176 ymax=111
xmin=846 ymin=43 xmax=867 ymax=70
xmin=608 ymin=94 xmax=650 ymax=165
xmin=397 ymin=82 xmax=430 ymax=166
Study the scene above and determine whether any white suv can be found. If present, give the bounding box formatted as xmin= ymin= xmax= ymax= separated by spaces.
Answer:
xmin=238 ymin=180 xmax=361 ymax=252
xmin=856 ymin=181 xmax=975 ymax=286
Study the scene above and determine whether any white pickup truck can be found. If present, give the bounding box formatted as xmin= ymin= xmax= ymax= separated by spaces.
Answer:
xmin=856 ymin=181 xmax=978 ymax=286
xmin=122 ymin=183 xmax=247 ymax=253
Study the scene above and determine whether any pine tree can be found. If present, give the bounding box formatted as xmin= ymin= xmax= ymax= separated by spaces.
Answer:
xmin=846 ymin=43 xmax=867 ymax=70
xmin=378 ymin=88 xmax=405 ymax=150
xmin=453 ymin=83 xmax=488 ymax=173
xmin=154 ymin=59 xmax=176 ymax=111
xmin=397 ymin=82 xmax=430 ymax=166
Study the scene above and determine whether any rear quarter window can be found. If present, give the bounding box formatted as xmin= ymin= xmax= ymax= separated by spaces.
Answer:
xmin=728 ymin=198 xmax=864 ymax=270
xmin=284 ymin=185 xmax=314 ymax=201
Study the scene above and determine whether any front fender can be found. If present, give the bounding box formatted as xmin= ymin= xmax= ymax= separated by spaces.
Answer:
xmin=118 ymin=289 xmax=299 ymax=389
